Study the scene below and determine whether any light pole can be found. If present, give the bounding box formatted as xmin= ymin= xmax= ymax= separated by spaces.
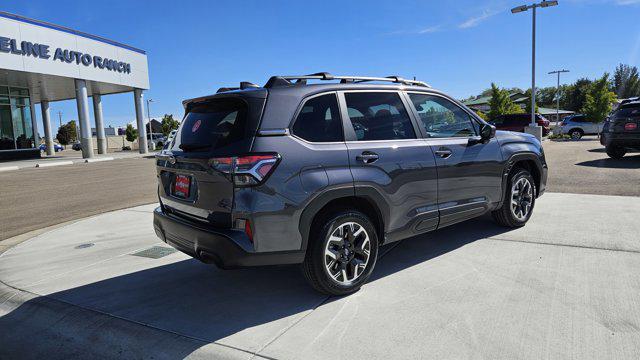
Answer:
xmin=548 ymin=69 xmax=569 ymax=129
xmin=512 ymin=0 xmax=558 ymax=140
xmin=146 ymin=98 xmax=153 ymax=134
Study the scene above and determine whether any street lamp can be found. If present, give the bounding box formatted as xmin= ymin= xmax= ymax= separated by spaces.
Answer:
xmin=146 ymin=98 xmax=153 ymax=134
xmin=548 ymin=69 xmax=569 ymax=130
xmin=512 ymin=0 xmax=559 ymax=140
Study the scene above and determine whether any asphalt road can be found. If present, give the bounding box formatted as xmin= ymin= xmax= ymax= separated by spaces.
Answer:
xmin=0 ymin=157 xmax=157 ymax=241
xmin=542 ymin=136 xmax=640 ymax=197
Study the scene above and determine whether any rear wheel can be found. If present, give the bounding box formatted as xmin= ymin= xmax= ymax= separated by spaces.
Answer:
xmin=606 ymin=145 xmax=626 ymax=159
xmin=492 ymin=168 xmax=536 ymax=228
xmin=302 ymin=211 xmax=378 ymax=296
xmin=569 ymin=129 xmax=583 ymax=140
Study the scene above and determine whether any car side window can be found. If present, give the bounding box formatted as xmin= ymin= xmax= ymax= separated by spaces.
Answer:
xmin=344 ymin=92 xmax=416 ymax=141
xmin=408 ymin=94 xmax=477 ymax=138
xmin=292 ymin=93 xmax=343 ymax=142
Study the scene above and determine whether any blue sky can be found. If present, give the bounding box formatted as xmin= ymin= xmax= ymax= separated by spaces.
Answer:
xmin=5 ymin=0 xmax=640 ymax=133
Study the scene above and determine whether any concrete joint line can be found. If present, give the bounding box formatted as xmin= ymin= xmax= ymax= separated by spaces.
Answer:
xmin=486 ymin=236 xmax=640 ymax=254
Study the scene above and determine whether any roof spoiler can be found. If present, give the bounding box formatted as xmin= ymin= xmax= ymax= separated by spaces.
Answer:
xmin=263 ymin=72 xmax=430 ymax=88
xmin=216 ymin=81 xmax=260 ymax=93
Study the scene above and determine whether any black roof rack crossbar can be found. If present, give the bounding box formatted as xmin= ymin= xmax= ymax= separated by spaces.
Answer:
xmin=264 ymin=72 xmax=430 ymax=88
xmin=620 ymin=96 xmax=640 ymax=105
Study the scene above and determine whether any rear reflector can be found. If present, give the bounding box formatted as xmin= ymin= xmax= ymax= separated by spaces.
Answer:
xmin=625 ymin=123 xmax=637 ymax=131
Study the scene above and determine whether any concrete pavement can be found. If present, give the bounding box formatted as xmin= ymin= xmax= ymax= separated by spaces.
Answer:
xmin=1 ymin=192 xmax=640 ymax=359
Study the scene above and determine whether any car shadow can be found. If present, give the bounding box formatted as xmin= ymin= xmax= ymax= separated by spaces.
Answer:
xmin=587 ymin=148 xmax=606 ymax=153
xmin=576 ymin=155 xmax=640 ymax=169
xmin=0 ymin=215 xmax=512 ymax=359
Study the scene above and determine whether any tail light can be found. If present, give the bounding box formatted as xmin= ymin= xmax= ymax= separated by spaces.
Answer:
xmin=209 ymin=153 xmax=280 ymax=186
xmin=624 ymin=123 xmax=637 ymax=131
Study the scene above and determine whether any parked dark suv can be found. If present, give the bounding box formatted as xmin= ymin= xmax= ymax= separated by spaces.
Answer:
xmin=600 ymin=98 xmax=640 ymax=158
xmin=153 ymin=73 xmax=548 ymax=295
xmin=491 ymin=113 xmax=551 ymax=136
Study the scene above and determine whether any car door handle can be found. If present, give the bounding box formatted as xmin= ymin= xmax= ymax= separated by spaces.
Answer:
xmin=435 ymin=147 xmax=452 ymax=159
xmin=356 ymin=151 xmax=379 ymax=164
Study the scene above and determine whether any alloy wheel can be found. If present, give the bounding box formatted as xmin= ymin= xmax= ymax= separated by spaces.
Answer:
xmin=510 ymin=177 xmax=533 ymax=221
xmin=324 ymin=221 xmax=371 ymax=284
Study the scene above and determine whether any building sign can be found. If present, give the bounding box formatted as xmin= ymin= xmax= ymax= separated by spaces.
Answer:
xmin=0 ymin=36 xmax=132 ymax=74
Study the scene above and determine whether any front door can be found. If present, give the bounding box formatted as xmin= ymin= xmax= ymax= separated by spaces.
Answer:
xmin=339 ymin=91 xmax=439 ymax=241
xmin=406 ymin=92 xmax=504 ymax=228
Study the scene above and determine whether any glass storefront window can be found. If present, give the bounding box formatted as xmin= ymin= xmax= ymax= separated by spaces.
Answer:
xmin=0 ymin=86 xmax=34 ymax=151
xmin=0 ymin=105 xmax=13 ymax=150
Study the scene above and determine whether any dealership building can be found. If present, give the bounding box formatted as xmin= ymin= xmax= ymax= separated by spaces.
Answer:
xmin=0 ymin=11 xmax=149 ymax=160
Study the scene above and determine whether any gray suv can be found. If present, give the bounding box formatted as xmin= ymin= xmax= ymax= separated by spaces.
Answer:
xmin=153 ymin=73 xmax=548 ymax=295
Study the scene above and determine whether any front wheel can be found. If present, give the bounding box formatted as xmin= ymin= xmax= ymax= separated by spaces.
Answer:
xmin=570 ymin=129 xmax=583 ymax=140
xmin=492 ymin=168 xmax=536 ymax=228
xmin=302 ymin=211 xmax=379 ymax=296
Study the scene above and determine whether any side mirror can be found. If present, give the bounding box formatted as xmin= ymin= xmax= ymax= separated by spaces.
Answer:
xmin=480 ymin=123 xmax=496 ymax=142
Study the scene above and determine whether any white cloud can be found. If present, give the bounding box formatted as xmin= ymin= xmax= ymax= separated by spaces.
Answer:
xmin=458 ymin=9 xmax=501 ymax=29
xmin=418 ymin=25 xmax=442 ymax=34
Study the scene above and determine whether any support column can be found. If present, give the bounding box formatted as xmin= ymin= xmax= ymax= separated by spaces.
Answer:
xmin=92 ymin=94 xmax=107 ymax=154
xmin=133 ymin=88 xmax=148 ymax=154
xmin=40 ymin=101 xmax=55 ymax=155
xmin=30 ymin=103 xmax=40 ymax=148
xmin=74 ymin=79 xmax=94 ymax=159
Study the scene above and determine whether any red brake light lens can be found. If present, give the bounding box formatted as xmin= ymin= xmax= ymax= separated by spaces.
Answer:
xmin=624 ymin=123 xmax=637 ymax=131
xmin=209 ymin=153 xmax=280 ymax=186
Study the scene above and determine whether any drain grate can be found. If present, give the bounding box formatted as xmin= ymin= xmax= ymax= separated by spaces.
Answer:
xmin=75 ymin=243 xmax=95 ymax=249
xmin=131 ymin=246 xmax=177 ymax=259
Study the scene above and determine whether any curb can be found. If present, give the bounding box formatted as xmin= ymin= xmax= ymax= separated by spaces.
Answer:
xmin=35 ymin=160 xmax=74 ymax=168
xmin=84 ymin=157 xmax=114 ymax=163
xmin=0 ymin=166 xmax=19 ymax=172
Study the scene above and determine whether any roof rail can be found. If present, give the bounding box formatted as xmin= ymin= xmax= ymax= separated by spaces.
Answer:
xmin=264 ymin=72 xmax=430 ymax=88
xmin=620 ymin=96 xmax=640 ymax=105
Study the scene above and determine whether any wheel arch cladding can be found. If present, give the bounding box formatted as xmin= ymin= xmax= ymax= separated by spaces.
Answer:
xmin=300 ymin=194 xmax=385 ymax=252
xmin=506 ymin=154 xmax=542 ymax=197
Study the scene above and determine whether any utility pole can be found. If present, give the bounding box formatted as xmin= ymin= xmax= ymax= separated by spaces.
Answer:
xmin=511 ymin=1 xmax=559 ymax=140
xmin=57 ymin=111 xmax=62 ymax=128
xmin=548 ymin=69 xmax=570 ymax=130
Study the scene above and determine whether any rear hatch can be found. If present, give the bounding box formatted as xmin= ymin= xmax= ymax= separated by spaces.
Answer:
xmin=609 ymin=104 xmax=640 ymax=134
xmin=157 ymin=91 xmax=267 ymax=227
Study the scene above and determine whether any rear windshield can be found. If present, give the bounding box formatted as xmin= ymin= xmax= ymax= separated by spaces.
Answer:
xmin=614 ymin=104 xmax=640 ymax=119
xmin=171 ymin=98 xmax=248 ymax=152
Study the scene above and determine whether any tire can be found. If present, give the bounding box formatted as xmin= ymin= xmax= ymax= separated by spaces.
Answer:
xmin=492 ymin=168 xmax=536 ymax=228
xmin=569 ymin=129 xmax=583 ymax=140
xmin=606 ymin=145 xmax=626 ymax=159
xmin=302 ymin=210 xmax=379 ymax=296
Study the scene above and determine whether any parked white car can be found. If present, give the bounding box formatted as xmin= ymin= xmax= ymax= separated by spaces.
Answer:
xmin=560 ymin=114 xmax=604 ymax=139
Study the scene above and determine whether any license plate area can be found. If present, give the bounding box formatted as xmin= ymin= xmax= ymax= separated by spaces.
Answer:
xmin=172 ymin=174 xmax=191 ymax=198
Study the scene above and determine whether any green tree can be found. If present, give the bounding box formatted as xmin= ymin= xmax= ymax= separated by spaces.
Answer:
xmin=474 ymin=110 xmax=488 ymax=121
xmin=160 ymin=114 xmax=180 ymax=136
xmin=56 ymin=121 xmax=77 ymax=146
xmin=125 ymin=123 xmax=138 ymax=143
xmin=613 ymin=63 xmax=640 ymax=99
xmin=582 ymin=73 xmax=617 ymax=123
xmin=537 ymin=87 xmax=557 ymax=106
xmin=560 ymin=78 xmax=592 ymax=112
xmin=488 ymin=83 xmax=523 ymax=120
xmin=524 ymin=88 xmax=540 ymax=114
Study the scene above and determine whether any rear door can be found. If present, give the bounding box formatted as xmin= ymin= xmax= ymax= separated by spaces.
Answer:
xmin=339 ymin=91 xmax=439 ymax=240
xmin=157 ymin=95 xmax=265 ymax=227
xmin=406 ymin=92 xmax=504 ymax=228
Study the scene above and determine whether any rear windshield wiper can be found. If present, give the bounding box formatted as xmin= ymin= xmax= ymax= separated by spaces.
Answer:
xmin=179 ymin=143 xmax=211 ymax=152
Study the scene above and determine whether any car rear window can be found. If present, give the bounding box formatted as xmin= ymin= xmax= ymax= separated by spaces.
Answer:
xmin=171 ymin=98 xmax=248 ymax=152
xmin=615 ymin=104 xmax=640 ymax=118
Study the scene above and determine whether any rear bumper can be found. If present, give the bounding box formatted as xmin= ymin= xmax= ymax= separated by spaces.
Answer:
xmin=153 ymin=207 xmax=304 ymax=268
xmin=600 ymin=133 xmax=640 ymax=149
